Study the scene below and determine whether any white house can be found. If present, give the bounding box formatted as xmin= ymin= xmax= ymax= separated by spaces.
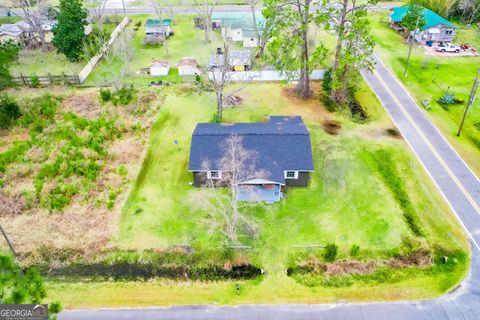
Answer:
xmin=150 ymin=60 xmax=170 ymax=76
xmin=178 ymin=57 xmax=200 ymax=76
xmin=242 ymin=30 xmax=260 ymax=48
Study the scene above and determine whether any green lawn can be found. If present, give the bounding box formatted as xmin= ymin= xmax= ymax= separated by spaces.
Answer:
xmin=56 ymin=82 xmax=467 ymax=306
xmin=369 ymin=11 xmax=480 ymax=175
xmin=10 ymin=49 xmax=85 ymax=77
xmin=85 ymin=15 xmax=225 ymax=86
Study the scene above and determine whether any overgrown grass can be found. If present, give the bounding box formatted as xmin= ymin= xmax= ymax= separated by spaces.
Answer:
xmin=115 ymin=82 xmax=468 ymax=301
xmin=369 ymin=11 xmax=480 ymax=175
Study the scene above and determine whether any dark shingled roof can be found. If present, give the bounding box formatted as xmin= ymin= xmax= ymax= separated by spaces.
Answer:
xmin=188 ymin=116 xmax=314 ymax=184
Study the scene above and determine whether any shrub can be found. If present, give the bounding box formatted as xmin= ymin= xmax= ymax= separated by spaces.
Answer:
xmin=19 ymin=94 xmax=58 ymax=127
xmin=118 ymin=165 xmax=127 ymax=177
xmin=212 ymin=113 xmax=222 ymax=123
xmin=116 ymin=87 xmax=135 ymax=105
xmin=350 ymin=244 xmax=360 ymax=258
xmin=0 ymin=142 xmax=30 ymax=173
xmin=438 ymin=92 xmax=456 ymax=105
xmin=474 ymin=120 xmax=480 ymax=131
xmin=323 ymin=243 xmax=338 ymax=262
xmin=0 ymin=95 xmax=21 ymax=129
xmin=322 ymin=68 xmax=333 ymax=94
xmin=99 ymin=88 xmax=112 ymax=102
xmin=30 ymin=74 xmax=40 ymax=88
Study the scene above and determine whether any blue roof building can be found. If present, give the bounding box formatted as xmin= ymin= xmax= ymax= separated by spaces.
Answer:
xmin=390 ymin=6 xmax=457 ymax=43
xmin=188 ymin=116 xmax=314 ymax=203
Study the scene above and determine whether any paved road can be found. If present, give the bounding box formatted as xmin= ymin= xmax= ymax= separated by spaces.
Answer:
xmin=59 ymin=56 xmax=480 ymax=319
xmin=4 ymin=3 xmax=397 ymax=17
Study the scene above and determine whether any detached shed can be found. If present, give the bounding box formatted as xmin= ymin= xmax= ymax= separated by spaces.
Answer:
xmin=230 ymin=50 xmax=251 ymax=71
xmin=178 ymin=57 xmax=199 ymax=76
xmin=150 ymin=60 xmax=170 ymax=76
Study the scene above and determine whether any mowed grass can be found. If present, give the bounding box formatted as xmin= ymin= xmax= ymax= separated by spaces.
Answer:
xmin=117 ymin=82 xmax=467 ymax=269
xmin=85 ymin=15 xmax=224 ymax=85
xmin=369 ymin=11 xmax=480 ymax=175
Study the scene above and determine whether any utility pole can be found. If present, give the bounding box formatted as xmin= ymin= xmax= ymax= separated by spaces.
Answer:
xmin=457 ymin=66 xmax=480 ymax=136
xmin=404 ymin=15 xmax=421 ymax=78
xmin=0 ymin=224 xmax=17 ymax=258
xmin=121 ymin=0 xmax=126 ymax=16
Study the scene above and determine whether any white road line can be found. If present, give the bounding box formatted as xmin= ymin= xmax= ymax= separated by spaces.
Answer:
xmin=373 ymin=53 xmax=480 ymax=186
xmin=363 ymin=70 xmax=480 ymax=253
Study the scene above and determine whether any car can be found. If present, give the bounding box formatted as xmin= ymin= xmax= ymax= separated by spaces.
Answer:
xmin=435 ymin=43 xmax=461 ymax=53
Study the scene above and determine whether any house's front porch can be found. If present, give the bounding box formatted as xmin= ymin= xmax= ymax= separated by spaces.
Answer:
xmin=236 ymin=183 xmax=283 ymax=203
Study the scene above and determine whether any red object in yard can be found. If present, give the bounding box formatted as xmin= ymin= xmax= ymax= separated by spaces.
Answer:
xmin=263 ymin=184 xmax=276 ymax=190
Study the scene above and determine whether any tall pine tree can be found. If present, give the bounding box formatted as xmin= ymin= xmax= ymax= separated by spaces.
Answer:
xmin=52 ymin=0 xmax=87 ymax=62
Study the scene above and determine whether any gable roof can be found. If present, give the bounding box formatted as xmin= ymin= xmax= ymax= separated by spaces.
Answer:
xmin=211 ymin=11 xmax=265 ymax=30
xmin=145 ymin=19 xmax=171 ymax=26
xmin=391 ymin=6 xmax=457 ymax=30
xmin=150 ymin=60 xmax=169 ymax=67
xmin=188 ymin=116 xmax=314 ymax=184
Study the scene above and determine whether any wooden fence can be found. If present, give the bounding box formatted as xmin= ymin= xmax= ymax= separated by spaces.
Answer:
xmin=12 ymin=74 xmax=80 ymax=86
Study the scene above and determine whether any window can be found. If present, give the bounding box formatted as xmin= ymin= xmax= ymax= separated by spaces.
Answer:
xmin=207 ymin=170 xmax=222 ymax=180
xmin=284 ymin=171 xmax=298 ymax=179
xmin=445 ymin=30 xmax=453 ymax=35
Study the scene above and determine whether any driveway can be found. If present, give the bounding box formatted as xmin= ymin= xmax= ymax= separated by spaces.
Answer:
xmin=59 ymin=56 xmax=480 ymax=319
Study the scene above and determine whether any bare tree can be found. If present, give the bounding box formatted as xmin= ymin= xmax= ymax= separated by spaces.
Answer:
xmin=151 ymin=0 xmax=176 ymax=24
xmin=189 ymin=135 xmax=266 ymax=243
xmin=91 ymin=0 xmax=109 ymax=38
xmin=208 ymin=42 xmax=230 ymax=122
xmin=111 ymin=28 xmax=135 ymax=89
xmin=194 ymin=0 xmax=217 ymax=43
xmin=151 ymin=1 xmax=170 ymax=57
xmin=14 ymin=0 xmax=49 ymax=52
xmin=207 ymin=41 xmax=257 ymax=122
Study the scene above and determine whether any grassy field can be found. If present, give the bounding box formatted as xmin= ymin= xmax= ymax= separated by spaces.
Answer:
xmin=85 ymin=15 xmax=224 ymax=86
xmin=34 ymin=82 xmax=459 ymax=307
xmin=369 ymin=11 xmax=480 ymax=175
xmin=10 ymin=49 xmax=85 ymax=77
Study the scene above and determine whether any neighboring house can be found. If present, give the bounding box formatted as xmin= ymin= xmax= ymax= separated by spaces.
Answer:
xmin=0 ymin=23 xmax=23 ymax=42
xmin=0 ymin=20 xmax=55 ymax=43
xmin=145 ymin=19 xmax=172 ymax=37
xmin=390 ymin=6 xmax=458 ymax=43
xmin=188 ymin=116 xmax=314 ymax=203
xmin=0 ymin=19 xmax=92 ymax=43
xmin=178 ymin=57 xmax=200 ymax=76
xmin=211 ymin=11 xmax=265 ymax=48
xmin=150 ymin=60 xmax=170 ymax=76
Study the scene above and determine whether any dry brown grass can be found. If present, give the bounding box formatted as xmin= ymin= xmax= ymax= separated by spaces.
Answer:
xmin=0 ymin=88 xmax=162 ymax=260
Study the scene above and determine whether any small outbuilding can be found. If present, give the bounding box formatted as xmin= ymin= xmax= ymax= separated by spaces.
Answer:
xmin=229 ymin=50 xmax=251 ymax=71
xmin=150 ymin=60 xmax=170 ymax=76
xmin=390 ymin=6 xmax=458 ymax=43
xmin=178 ymin=57 xmax=200 ymax=76
xmin=209 ymin=53 xmax=226 ymax=70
